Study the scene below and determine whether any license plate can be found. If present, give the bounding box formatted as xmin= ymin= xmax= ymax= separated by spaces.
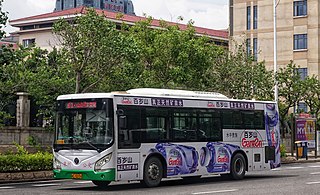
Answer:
xmin=71 ymin=173 xmax=82 ymax=179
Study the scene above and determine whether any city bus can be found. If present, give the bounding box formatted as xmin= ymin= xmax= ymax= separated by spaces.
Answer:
xmin=53 ymin=88 xmax=280 ymax=187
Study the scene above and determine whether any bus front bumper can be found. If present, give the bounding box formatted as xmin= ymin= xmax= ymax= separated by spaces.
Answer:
xmin=53 ymin=169 xmax=115 ymax=181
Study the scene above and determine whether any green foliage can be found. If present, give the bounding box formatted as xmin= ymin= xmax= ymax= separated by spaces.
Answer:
xmin=0 ymin=143 xmax=52 ymax=172
xmin=0 ymin=46 xmax=74 ymax=126
xmin=280 ymin=144 xmax=287 ymax=158
xmin=276 ymin=62 xmax=305 ymax=135
xmin=27 ymin=136 xmax=38 ymax=146
xmin=53 ymin=8 xmax=138 ymax=93
xmin=0 ymin=111 xmax=13 ymax=126
xmin=0 ymin=152 xmax=53 ymax=172
xmin=13 ymin=142 xmax=28 ymax=155
xmin=301 ymin=76 xmax=320 ymax=115
xmin=0 ymin=0 xmax=8 ymax=38
xmin=205 ymin=44 xmax=273 ymax=100
xmin=126 ymin=18 xmax=217 ymax=90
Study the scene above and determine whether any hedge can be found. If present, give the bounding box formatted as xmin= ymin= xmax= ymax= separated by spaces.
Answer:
xmin=0 ymin=152 xmax=53 ymax=172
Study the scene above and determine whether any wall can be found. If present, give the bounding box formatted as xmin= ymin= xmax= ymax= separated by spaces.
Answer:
xmin=18 ymin=29 xmax=60 ymax=51
xmin=0 ymin=127 xmax=54 ymax=153
xmin=231 ymin=0 xmax=320 ymax=76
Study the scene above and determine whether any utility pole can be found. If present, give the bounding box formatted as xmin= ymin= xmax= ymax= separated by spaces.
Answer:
xmin=273 ymin=0 xmax=278 ymax=103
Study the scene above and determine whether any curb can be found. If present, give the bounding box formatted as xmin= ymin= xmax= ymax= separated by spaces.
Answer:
xmin=0 ymin=171 xmax=53 ymax=184
xmin=281 ymin=157 xmax=320 ymax=164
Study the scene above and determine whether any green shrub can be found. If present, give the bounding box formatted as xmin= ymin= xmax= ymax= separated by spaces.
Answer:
xmin=280 ymin=144 xmax=287 ymax=158
xmin=0 ymin=144 xmax=52 ymax=172
xmin=0 ymin=152 xmax=53 ymax=172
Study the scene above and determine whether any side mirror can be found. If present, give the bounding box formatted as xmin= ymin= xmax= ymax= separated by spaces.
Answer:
xmin=119 ymin=116 xmax=127 ymax=129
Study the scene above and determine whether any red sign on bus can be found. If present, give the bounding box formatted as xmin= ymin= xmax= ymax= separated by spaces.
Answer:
xmin=66 ymin=102 xmax=97 ymax=109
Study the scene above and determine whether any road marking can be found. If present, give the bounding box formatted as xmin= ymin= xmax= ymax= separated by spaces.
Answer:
xmin=32 ymin=183 xmax=61 ymax=187
xmin=310 ymin=172 xmax=320 ymax=175
xmin=309 ymin=165 xmax=320 ymax=168
xmin=271 ymin=168 xmax=282 ymax=171
xmin=287 ymin=167 xmax=303 ymax=169
xmin=74 ymin=181 xmax=92 ymax=184
xmin=0 ymin=187 xmax=15 ymax=189
xmin=192 ymin=189 xmax=238 ymax=194
xmin=306 ymin=181 xmax=320 ymax=185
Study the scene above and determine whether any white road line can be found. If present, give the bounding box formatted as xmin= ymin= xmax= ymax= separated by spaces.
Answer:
xmin=306 ymin=181 xmax=320 ymax=185
xmin=287 ymin=167 xmax=304 ymax=169
xmin=0 ymin=187 xmax=15 ymax=189
xmin=74 ymin=181 xmax=92 ymax=184
xmin=271 ymin=168 xmax=282 ymax=171
xmin=32 ymin=183 xmax=61 ymax=187
xmin=310 ymin=172 xmax=320 ymax=175
xmin=309 ymin=165 xmax=320 ymax=168
xmin=192 ymin=189 xmax=238 ymax=194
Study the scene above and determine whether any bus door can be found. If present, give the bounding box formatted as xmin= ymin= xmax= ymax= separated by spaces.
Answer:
xmin=116 ymin=106 xmax=141 ymax=181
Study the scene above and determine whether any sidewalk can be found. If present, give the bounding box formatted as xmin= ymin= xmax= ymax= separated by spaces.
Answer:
xmin=281 ymin=151 xmax=320 ymax=164
xmin=0 ymin=171 xmax=53 ymax=183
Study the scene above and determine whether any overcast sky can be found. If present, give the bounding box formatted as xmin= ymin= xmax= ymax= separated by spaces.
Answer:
xmin=2 ymin=0 xmax=229 ymax=35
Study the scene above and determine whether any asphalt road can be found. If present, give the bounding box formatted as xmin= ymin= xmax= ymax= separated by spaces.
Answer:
xmin=1 ymin=162 xmax=320 ymax=195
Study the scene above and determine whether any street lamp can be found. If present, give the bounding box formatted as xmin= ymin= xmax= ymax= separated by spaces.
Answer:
xmin=273 ymin=0 xmax=278 ymax=103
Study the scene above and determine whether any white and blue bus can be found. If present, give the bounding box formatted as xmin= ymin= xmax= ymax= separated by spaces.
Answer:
xmin=53 ymin=88 xmax=280 ymax=187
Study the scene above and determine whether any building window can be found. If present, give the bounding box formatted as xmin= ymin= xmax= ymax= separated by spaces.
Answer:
xmin=253 ymin=5 xmax=258 ymax=29
xmin=297 ymin=102 xmax=308 ymax=113
xmin=247 ymin=6 xmax=251 ymax=30
xmin=294 ymin=34 xmax=307 ymax=50
xmin=297 ymin=68 xmax=308 ymax=80
xmin=246 ymin=38 xmax=251 ymax=57
xmin=253 ymin=38 xmax=258 ymax=61
xmin=294 ymin=0 xmax=307 ymax=17
xmin=84 ymin=0 xmax=94 ymax=7
xmin=22 ymin=38 xmax=35 ymax=47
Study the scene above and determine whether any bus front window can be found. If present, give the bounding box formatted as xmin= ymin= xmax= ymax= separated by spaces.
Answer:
xmin=55 ymin=99 xmax=114 ymax=151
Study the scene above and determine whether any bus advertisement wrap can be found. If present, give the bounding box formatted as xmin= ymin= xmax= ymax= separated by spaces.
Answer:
xmin=152 ymin=142 xmax=240 ymax=176
xmin=53 ymin=88 xmax=281 ymax=187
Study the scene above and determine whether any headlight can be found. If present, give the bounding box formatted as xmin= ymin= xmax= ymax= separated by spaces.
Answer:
xmin=53 ymin=157 xmax=62 ymax=170
xmin=94 ymin=153 xmax=112 ymax=172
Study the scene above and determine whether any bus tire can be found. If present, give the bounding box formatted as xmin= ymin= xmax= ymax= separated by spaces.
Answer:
xmin=230 ymin=153 xmax=246 ymax=180
xmin=141 ymin=157 xmax=163 ymax=187
xmin=92 ymin=180 xmax=111 ymax=188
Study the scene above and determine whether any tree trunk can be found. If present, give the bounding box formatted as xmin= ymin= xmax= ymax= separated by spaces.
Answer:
xmin=75 ymin=71 xmax=81 ymax=94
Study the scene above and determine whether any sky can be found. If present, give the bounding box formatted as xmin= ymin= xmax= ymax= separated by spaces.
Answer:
xmin=2 ymin=0 xmax=229 ymax=35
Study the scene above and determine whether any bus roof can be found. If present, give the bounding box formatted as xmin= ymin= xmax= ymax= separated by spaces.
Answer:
xmin=57 ymin=93 xmax=113 ymax=100
xmin=126 ymin=88 xmax=228 ymax=99
xmin=57 ymin=88 xmax=276 ymax=104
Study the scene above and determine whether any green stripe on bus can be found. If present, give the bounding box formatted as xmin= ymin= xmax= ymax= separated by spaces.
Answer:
xmin=53 ymin=169 xmax=116 ymax=181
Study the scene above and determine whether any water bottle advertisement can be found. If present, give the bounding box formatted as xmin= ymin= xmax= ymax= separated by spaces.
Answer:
xmin=151 ymin=142 xmax=240 ymax=176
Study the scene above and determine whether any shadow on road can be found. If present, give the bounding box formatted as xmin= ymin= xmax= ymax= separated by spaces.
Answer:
xmin=58 ymin=174 xmax=298 ymax=192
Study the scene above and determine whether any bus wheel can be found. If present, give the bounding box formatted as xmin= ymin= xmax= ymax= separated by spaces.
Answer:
xmin=92 ymin=180 xmax=111 ymax=188
xmin=141 ymin=157 xmax=163 ymax=187
xmin=230 ymin=153 xmax=246 ymax=180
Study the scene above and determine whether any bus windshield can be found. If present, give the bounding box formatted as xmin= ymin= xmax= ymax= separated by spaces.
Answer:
xmin=54 ymin=99 xmax=113 ymax=151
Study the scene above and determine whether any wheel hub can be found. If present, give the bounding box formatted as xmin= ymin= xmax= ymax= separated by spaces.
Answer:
xmin=148 ymin=163 xmax=160 ymax=180
xmin=235 ymin=158 xmax=244 ymax=174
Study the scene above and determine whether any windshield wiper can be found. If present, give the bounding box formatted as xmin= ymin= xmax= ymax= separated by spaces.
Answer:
xmin=77 ymin=140 xmax=102 ymax=153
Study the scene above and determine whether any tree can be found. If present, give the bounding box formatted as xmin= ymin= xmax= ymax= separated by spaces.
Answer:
xmin=276 ymin=62 xmax=304 ymax=135
xmin=0 ymin=46 xmax=73 ymax=126
xmin=0 ymin=0 xmax=7 ymax=38
xmin=53 ymin=8 xmax=139 ymax=93
xmin=128 ymin=18 xmax=220 ymax=90
xmin=205 ymin=44 xmax=273 ymax=100
xmin=301 ymin=76 xmax=320 ymax=116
